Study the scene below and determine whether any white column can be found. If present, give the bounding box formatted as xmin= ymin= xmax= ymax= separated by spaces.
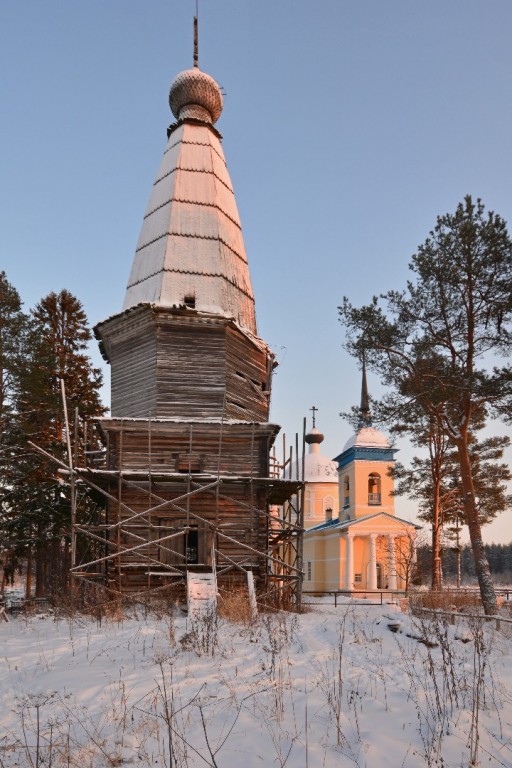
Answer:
xmin=388 ymin=533 xmax=397 ymax=590
xmin=368 ymin=533 xmax=378 ymax=590
xmin=345 ymin=532 xmax=354 ymax=590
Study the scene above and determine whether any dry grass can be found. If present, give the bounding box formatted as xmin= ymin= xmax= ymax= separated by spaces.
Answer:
xmin=410 ymin=589 xmax=482 ymax=613
xmin=217 ymin=585 xmax=255 ymax=624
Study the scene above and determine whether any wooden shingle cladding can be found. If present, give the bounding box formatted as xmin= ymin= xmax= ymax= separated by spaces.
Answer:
xmin=95 ymin=306 xmax=273 ymax=421
xmin=122 ymin=121 xmax=258 ymax=336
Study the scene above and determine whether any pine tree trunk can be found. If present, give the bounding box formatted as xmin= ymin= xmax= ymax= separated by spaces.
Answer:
xmin=63 ymin=538 xmax=70 ymax=589
xmin=431 ymin=481 xmax=443 ymax=590
xmin=25 ymin=548 xmax=33 ymax=599
xmin=456 ymin=435 xmax=498 ymax=616
xmin=35 ymin=537 xmax=46 ymax=598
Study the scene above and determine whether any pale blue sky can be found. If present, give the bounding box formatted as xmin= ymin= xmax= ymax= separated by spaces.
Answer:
xmin=2 ymin=1 xmax=512 ymax=542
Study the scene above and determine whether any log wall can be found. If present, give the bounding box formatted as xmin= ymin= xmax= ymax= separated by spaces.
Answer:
xmin=101 ymin=419 xmax=277 ymax=477
xmin=96 ymin=306 xmax=272 ymax=422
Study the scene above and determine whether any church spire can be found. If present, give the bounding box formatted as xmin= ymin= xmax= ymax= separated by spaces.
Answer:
xmin=120 ymin=26 xmax=258 ymax=335
xmin=359 ymin=357 xmax=372 ymax=427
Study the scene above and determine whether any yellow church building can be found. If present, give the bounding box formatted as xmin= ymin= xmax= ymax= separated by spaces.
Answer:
xmin=303 ymin=372 xmax=419 ymax=593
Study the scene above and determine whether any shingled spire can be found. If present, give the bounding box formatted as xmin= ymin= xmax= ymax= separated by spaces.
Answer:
xmin=121 ymin=38 xmax=257 ymax=335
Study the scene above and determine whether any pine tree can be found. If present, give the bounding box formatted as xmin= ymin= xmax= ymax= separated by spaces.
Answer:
xmin=391 ymin=411 xmax=451 ymax=590
xmin=340 ymin=197 xmax=512 ymax=615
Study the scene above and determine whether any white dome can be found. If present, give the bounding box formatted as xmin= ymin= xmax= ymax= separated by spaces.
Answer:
xmin=282 ymin=450 xmax=338 ymax=483
xmin=303 ymin=452 xmax=338 ymax=483
xmin=342 ymin=426 xmax=390 ymax=453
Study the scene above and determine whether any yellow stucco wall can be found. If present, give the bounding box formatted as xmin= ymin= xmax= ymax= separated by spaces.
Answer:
xmin=339 ymin=458 xmax=395 ymax=520
xmin=303 ymin=518 xmax=416 ymax=592
xmin=304 ymin=481 xmax=339 ymax=529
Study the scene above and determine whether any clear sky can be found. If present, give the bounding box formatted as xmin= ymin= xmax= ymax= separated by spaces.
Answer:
xmin=2 ymin=1 xmax=512 ymax=543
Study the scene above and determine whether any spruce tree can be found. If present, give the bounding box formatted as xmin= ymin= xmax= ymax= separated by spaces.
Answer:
xmin=12 ymin=290 xmax=105 ymax=596
xmin=0 ymin=273 xmax=29 ymax=588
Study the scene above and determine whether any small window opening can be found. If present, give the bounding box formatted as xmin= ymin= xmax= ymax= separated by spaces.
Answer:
xmin=184 ymin=295 xmax=196 ymax=309
xmin=324 ymin=495 xmax=334 ymax=521
xmin=186 ymin=529 xmax=199 ymax=564
xmin=343 ymin=476 xmax=350 ymax=507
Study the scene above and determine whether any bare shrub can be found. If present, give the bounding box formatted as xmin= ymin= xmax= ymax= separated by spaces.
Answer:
xmin=180 ymin=604 xmax=218 ymax=656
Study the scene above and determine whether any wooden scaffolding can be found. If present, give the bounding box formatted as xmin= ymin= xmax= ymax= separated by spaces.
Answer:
xmin=39 ymin=413 xmax=305 ymax=610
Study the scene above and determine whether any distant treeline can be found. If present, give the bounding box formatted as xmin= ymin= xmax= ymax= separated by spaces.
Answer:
xmin=417 ymin=543 xmax=512 ymax=584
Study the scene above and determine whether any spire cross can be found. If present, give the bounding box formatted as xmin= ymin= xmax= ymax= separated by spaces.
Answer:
xmin=310 ymin=405 xmax=318 ymax=428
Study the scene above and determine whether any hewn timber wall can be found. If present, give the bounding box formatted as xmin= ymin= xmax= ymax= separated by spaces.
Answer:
xmin=100 ymin=419 xmax=277 ymax=477
xmin=107 ymin=311 xmax=157 ymax=418
xmin=95 ymin=306 xmax=273 ymax=422
xmin=104 ymin=479 xmax=270 ymax=593
xmin=225 ymin=325 xmax=271 ymax=421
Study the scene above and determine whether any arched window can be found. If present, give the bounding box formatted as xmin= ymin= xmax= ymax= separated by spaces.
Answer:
xmin=368 ymin=473 xmax=381 ymax=505
xmin=343 ymin=476 xmax=350 ymax=508
xmin=324 ymin=495 xmax=334 ymax=522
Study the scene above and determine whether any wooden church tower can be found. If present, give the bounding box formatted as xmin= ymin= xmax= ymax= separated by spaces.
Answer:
xmin=83 ymin=22 xmax=301 ymax=604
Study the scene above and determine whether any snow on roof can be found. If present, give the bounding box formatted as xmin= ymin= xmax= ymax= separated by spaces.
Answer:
xmin=303 ymin=451 xmax=338 ymax=483
xmin=341 ymin=425 xmax=391 ymax=453
xmin=283 ymin=426 xmax=338 ymax=482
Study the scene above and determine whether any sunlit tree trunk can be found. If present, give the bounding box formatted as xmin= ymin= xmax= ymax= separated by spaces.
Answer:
xmin=455 ymin=432 xmax=498 ymax=615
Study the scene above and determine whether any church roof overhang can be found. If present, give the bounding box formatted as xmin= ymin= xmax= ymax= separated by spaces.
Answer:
xmin=70 ymin=466 xmax=301 ymax=505
xmin=94 ymin=302 xmax=272 ymax=364
xmin=335 ymin=446 xmax=397 ymax=469
xmin=305 ymin=511 xmax=421 ymax=535
xmin=95 ymin=413 xmax=281 ymax=436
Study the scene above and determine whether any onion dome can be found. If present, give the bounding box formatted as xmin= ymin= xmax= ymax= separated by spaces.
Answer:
xmin=305 ymin=427 xmax=324 ymax=446
xmin=169 ymin=68 xmax=223 ymax=125
xmin=284 ymin=423 xmax=338 ymax=482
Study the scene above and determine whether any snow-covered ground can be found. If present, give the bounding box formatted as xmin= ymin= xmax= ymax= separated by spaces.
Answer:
xmin=1 ymin=596 xmax=511 ymax=767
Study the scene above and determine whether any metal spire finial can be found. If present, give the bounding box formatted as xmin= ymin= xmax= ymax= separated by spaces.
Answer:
xmin=193 ymin=14 xmax=199 ymax=68
xmin=310 ymin=405 xmax=318 ymax=428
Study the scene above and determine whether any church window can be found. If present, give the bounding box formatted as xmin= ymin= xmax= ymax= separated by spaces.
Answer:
xmin=354 ymin=573 xmax=362 ymax=583
xmin=368 ymin=473 xmax=381 ymax=505
xmin=324 ymin=496 xmax=334 ymax=521
xmin=343 ymin=475 xmax=350 ymax=507
xmin=157 ymin=520 xmax=214 ymax=566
